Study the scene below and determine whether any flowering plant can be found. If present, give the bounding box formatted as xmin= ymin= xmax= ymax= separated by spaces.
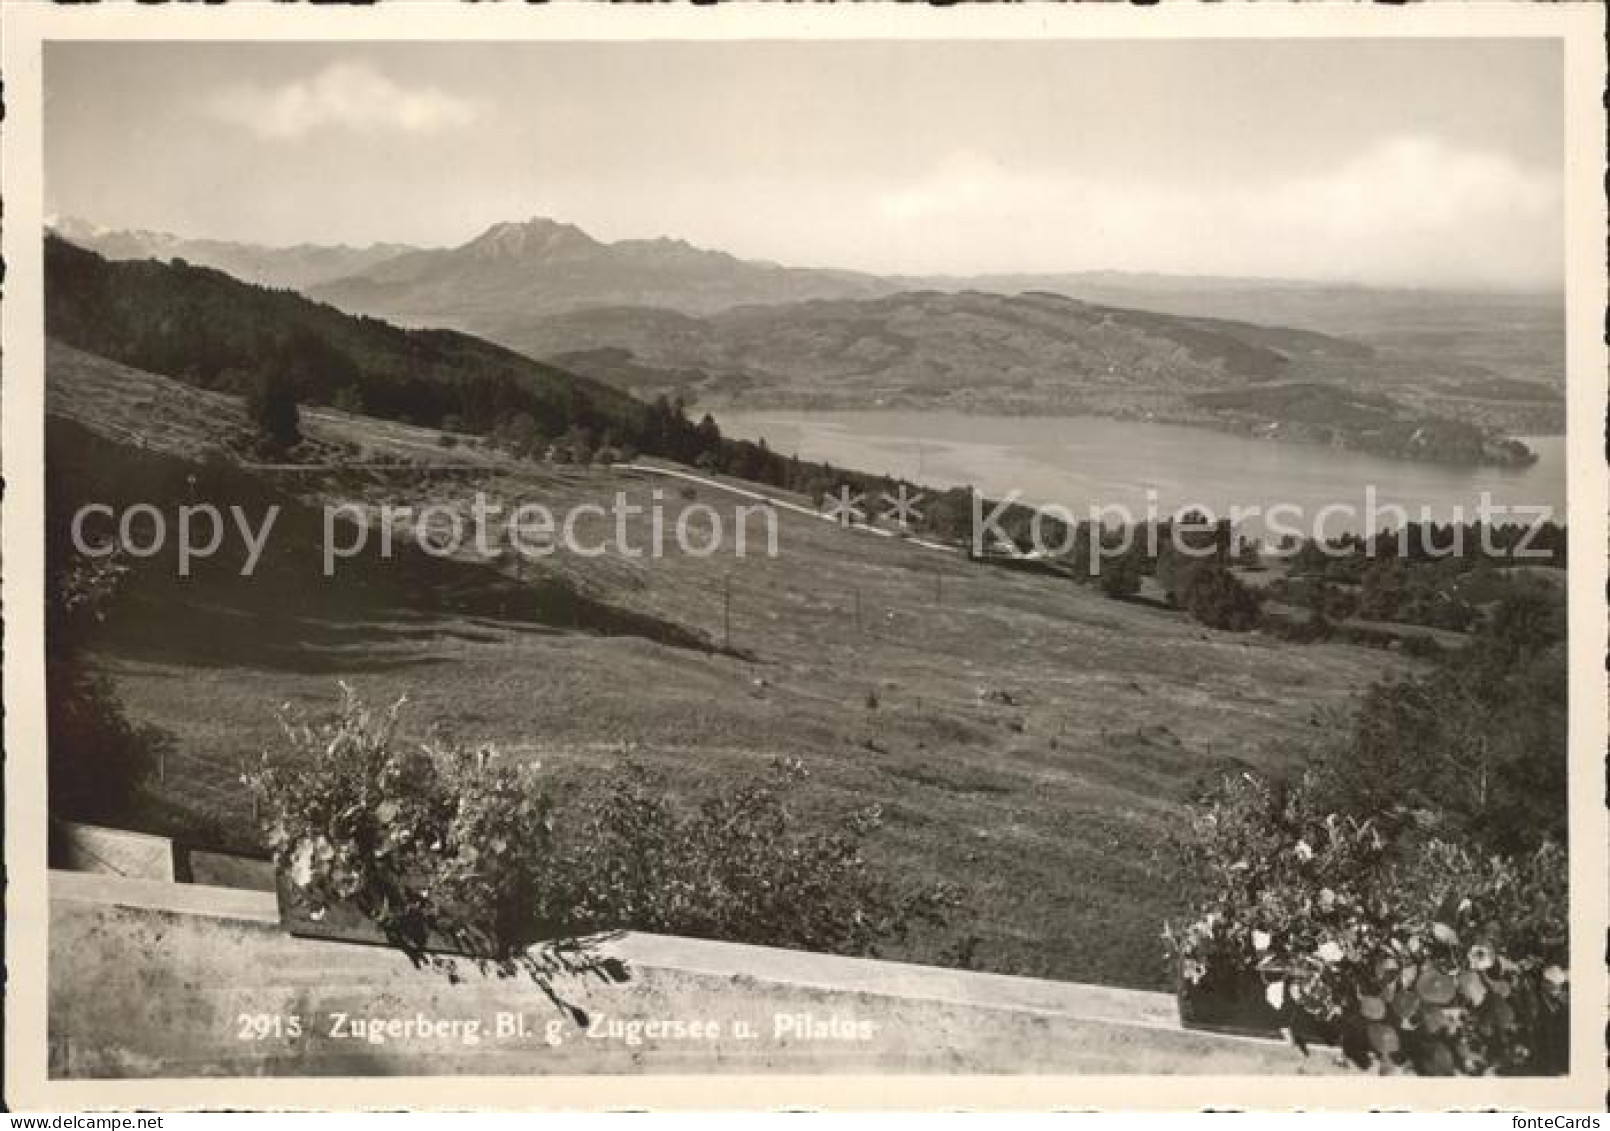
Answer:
xmin=244 ymin=685 xmax=622 ymax=1014
xmin=1168 ymin=774 xmax=1568 ymax=1074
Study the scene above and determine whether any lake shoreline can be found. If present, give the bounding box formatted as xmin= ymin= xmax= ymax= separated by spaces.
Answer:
xmin=707 ymin=400 xmax=1562 ymax=460
xmin=711 ymin=408 xmax=1567 ymax=538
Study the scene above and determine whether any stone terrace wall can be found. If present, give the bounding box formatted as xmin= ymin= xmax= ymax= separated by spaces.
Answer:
xmin=49 ymin=870 xmax=1340 ymax=1078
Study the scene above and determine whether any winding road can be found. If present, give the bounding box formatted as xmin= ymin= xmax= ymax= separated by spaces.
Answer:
xmin=617 ymin=462 xmax=963 ymax=556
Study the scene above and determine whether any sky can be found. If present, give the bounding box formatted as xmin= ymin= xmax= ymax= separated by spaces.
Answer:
xmin=44 ymin=39 xmax=1564 ymax=289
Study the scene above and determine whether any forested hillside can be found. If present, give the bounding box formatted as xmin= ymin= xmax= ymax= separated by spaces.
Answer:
xmin=45 ymin=235 xmax=642 ymax=443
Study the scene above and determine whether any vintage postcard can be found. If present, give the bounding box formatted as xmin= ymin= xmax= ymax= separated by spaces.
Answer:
xmin=3 ymin=0 xmax=1606 ymax=1112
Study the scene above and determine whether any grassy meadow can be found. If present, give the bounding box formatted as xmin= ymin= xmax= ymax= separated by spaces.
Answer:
xmin=50 ymin=342 xmax=1409 ymax=991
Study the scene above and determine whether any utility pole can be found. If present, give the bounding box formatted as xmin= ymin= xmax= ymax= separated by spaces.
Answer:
xmin=722 ymin=572 xmax=732 ymax=651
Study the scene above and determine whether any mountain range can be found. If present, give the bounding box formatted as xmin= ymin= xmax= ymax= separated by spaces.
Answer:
xmin=55 ymin=213 xmax=1564 ymax=349
xmin=47 ymin=217 xmax=418 ymax=292
xmin=48 ymin=215 xmax=1563 ymax=462
xmin=305 ymin=220 xmax=1564 ymax=381
xmin=306 ymin=218 xmax=896 ymax=324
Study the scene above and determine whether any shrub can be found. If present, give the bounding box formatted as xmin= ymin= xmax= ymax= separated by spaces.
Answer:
xmin=245 ymin=690 xmax=946 ymax=1002
xmin=243 ymin=371 xmax=302 ymax=452
xmin=1257 ymin=608 xmax=1332 ymax=644
xmin=244 ymin=686 xmax=619 ymax=1012
xmin=1168 ymin=774 xmax=1568 ymax=1075
xmin=1306 ymin=639 xmax=1567 ymax=856
xmin=45 ymin=542 xmax=167 ymax=822
xmin=1178 ymin=561 xmax=1261 ymax=631
xmin=48 ymin=666 xmax=165 ymax=822
xmin=47 ymin=547 xmax=131 ymax=659
xmin=1095 ymin=542 xmax=1144 ymax=599
xmin=549 ymin=759 xmax=955 ymax=957
xmin=487 ymin=412 xmax=546 ymax=460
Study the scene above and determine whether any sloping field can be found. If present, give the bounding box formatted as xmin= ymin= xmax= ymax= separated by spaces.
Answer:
xmin=48 ymin=342 xmax=1406 ymax=989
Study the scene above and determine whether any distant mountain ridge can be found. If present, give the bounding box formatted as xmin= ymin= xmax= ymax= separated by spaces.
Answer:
xmin=55 ymin=214 xmax=1562 ymax=356
xmin=302 ymin=218 xmax=1563 ymax=410
xmin=307 ymin=216 xmax=894 ymax=325
xmin=47 ymin=217 xmax=420 ymax=292
xmin=497 ymin=289 xmax=1370 ymax=411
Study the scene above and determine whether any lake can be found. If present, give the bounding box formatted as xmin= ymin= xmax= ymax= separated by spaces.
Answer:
xmin=715 ymin=410 xmax=1568 ymax=540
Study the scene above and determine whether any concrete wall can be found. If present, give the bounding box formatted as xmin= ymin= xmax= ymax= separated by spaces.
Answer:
xmin=49 ymin=870 xmax=1341 ymax=1078
xmin=53 ymin=821 xmax=175 ymax=882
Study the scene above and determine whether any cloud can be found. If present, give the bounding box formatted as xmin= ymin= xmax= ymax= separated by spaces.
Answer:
xmin=206 ymin=61 xmax=481 ymax=141
xmin=871 ymin=138 xmax=1562 ymax=288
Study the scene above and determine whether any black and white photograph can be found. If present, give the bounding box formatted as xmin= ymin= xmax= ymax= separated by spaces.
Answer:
xmin=4 ymin=1 xmax=1606 ymax=1112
